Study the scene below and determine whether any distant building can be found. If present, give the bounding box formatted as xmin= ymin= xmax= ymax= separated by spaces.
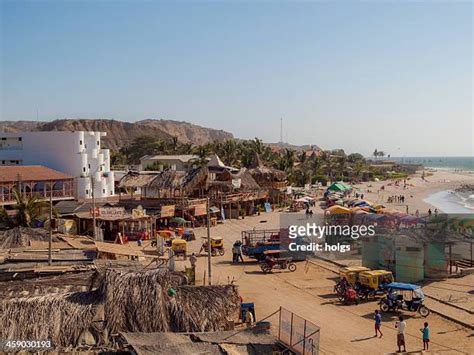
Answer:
xmin=0 ymin=165 xmax=74 ymax=206
xmin=0 ymin=131 xmax=114 ymax=200
xmin=140 ymin=154 xmax=199 ymax=172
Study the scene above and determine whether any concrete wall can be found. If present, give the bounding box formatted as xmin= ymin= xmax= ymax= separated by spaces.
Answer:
xmin=0 ymin=131 xmax=114 ymax=199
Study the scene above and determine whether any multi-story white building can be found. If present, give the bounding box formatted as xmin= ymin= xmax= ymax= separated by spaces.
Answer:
xmin=0 ymin=131 xmax=114 ymax=200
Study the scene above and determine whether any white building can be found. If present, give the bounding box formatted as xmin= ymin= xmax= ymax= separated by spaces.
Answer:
xmin=0 ymin=131 xmax=114 ymax=200
xmin=140 ymin=154 xmax=199 ymax=171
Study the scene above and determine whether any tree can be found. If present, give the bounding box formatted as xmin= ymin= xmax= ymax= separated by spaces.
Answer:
xmin=347 ymin=153 xmax=365 ymax=163
xmin=0 ymin=189 xmax=47 ymax=227
xmin=373 ymin=148 xmax=379 ymax=160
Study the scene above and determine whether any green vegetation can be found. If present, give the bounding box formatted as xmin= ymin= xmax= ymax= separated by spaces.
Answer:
xmin=0 ymin=189 xmax=47 ymax=227
xmin=112 ymin=135 xmax=408 ymax=186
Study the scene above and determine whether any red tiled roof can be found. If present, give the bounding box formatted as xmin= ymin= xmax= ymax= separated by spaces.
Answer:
xmin=0 ymin=165 xmax=73 ymax=182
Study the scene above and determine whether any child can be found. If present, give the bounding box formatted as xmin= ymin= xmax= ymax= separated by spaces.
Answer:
xmin=420 ymin=322 xmax=430 ymax=351
xmin=374 ymin=310 xmax=383 ymax=338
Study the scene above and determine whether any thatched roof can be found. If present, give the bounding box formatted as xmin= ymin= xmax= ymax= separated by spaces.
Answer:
xmin=0 ymin=290 xmax=102 ymax=347
xmin=148 ymin=170 xmax=186 ymax=190
xmin=232 ymin=168 xmax=261 ymax=191
xmin=248 ymin=153 xmax=287 ymax=182
xmin=119 ymin=170 xmax=186 ymax=191
xmin=0 ymin=267 xmax=241 ymax=349
xmin=0 ymin=227 xmax=63 ymax=249
xmin=119 ymin=172 xmax=157 ymax=189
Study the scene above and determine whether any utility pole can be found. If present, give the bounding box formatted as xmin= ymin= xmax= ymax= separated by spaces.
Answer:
xmin=206 ymin=196 xmax=212 ymax=285
xmin=91 ymin=175 xmax=97 ymax=240
xmin=48 ymin=185 xmax=53 ymax=266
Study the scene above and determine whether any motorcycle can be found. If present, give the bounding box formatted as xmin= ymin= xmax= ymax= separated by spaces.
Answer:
xmin=259 ymin=257 xmax=296 ymax=273
xmin=338 ymin=287 xmax=359 ymax=305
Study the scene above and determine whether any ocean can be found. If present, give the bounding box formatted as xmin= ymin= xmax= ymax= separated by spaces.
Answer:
xmin=395 ymin=157 xmax=474 ymax=213
xmin=390 ymin=156 xmax=474 ymax=172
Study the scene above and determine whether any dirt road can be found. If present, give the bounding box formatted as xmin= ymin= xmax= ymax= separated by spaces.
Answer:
xmin=179 ymin=212 xmax=473 ymax=354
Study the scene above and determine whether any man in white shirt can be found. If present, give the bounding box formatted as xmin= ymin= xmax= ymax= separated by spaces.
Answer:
xmin=395 ymin=316 xmax=407 ymax=353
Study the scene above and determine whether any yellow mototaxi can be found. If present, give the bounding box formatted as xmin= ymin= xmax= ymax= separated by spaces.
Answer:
xmin=200 ymin=236 xmax=225 ymax=256
xmin=359 ymin=270 xmax=394 ymax=291
xmin=171 ymin=239 xmax=187 ymax=259
xmin=339 ymin=266 xmax=371 ymax=286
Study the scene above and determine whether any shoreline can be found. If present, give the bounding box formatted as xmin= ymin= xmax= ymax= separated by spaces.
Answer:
xmin=350 ymin=169 xmax=473 ymax=215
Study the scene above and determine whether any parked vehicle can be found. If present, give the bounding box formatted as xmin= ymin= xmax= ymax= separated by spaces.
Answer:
xmin=379 ymin=282 xmax=430 ymax=317
xmin=259 ymin=250 xmax=296 ymax=273
xmin=339 ymin=266 xmax=371 ymax=286
xmin=338 ymin=287 xmax=359 ymax=305
xmin=199 ymin=237 xmax=225 ymax=256
xmin=242 ymin=229 xmax=281 ymax=260
xmin=171 ymin=239 xmax=187 ymax=259
xmin=359 ymin=270 xmax=394 ymax=293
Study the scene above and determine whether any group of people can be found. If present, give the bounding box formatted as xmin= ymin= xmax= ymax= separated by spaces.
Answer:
xmin=387 ymin=195 xmax=406 ymax=204
xmin=374 ymin=312 xmax=430 ymax=352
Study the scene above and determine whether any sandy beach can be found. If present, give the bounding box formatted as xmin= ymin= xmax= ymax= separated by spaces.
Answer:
xmin=350 ymin=169 xmax=474 ymax=215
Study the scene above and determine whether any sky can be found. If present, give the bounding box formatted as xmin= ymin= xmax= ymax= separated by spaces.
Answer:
xmin=0 ymin=0 xmax=472 ymax=157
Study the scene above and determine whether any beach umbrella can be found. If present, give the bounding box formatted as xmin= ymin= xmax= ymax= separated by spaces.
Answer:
xmin=325 ymin=205 xmax=352 ymax=215
xmin=171 ymin=217 xmax=187 ymax=224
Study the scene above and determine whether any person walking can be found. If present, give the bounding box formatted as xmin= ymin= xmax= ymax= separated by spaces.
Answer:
xmin=395 ymin=316 xmax=407 ymax=353
xmin=420 ymin=322 xmax=430 ymax=351
xmin=374 ymin=310 xmax=383 ymax=338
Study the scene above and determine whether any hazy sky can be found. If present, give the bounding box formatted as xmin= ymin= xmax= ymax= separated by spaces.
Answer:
xmin=1 ymin=0 xmax=472 ymax=156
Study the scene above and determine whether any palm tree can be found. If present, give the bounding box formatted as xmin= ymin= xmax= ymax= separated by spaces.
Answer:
xmin=373 ymin=148 xmax=379 ymax=160
xmin=0 ymin=188 xmax=47 ymax=227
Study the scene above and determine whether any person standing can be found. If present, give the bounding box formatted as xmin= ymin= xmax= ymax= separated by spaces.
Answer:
xmin=374 ymin=310 xmax=383 ymax=338
xmin=420 ymin=322 xmax=430 ymax=351
xmin=395 ymin=316 xmax=407 ymax=353
xmin=189 ymin=253 xmax=197 ymax=269
xmin=232 ymin=243 xmax=238 ymax=263
xmin=236 ymin=241 xmax=244 ymax=262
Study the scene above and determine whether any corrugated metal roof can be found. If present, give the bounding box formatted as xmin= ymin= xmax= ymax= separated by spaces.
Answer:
xmin=0 ymin=165 xmax=73 ymax=182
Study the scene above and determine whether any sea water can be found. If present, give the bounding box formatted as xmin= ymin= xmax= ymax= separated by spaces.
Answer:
xmin=391 ymin=157 xmax=474 ymax=213
xmin=391 ymin=156 xmax=474 ymax=172
xmin=424 ymin=190 xmax=474 ymax=213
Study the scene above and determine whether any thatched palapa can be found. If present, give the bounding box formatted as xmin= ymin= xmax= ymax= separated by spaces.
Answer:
xmin=0 ymin=290 xmax=101 ymax=347
xmin=0 ymin=267 xmax=241 ymax=349
xmin=101 ymin=268 xmax=187 ymax=334
xmin=248 ymin=153 xmax=287 ymax=188
xmin=0 ymin=226 xmax=63 ymax=249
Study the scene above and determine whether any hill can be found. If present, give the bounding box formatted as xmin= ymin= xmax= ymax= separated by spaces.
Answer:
xmin=0 ymin=119 xmax=234 ymax=151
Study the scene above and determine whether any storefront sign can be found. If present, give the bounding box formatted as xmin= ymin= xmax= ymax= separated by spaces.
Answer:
xmin=90 ymin=207 xmax=125 ymax=218
xmin=132 ymin=205 xmax=147 ymax=218
xmin=160 ymin=205 xmax=175 ymax=218
xmin=194 ymin=203 xmax=207 ymax=216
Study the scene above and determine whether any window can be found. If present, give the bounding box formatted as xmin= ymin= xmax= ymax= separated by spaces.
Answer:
xmin=97 ymin=140 xmax=100 ymax=146
xmin=102 ymin=189 xmax=105 ymax=194
xmin=85 ymin=189 xmax=89 ymax=195
xmin=1 ymin=161 xmax=4 ymax=164
xmin=83 ymin=167 xmax=86 ymax=172
xmin=1 ymin=138 xmax=5 ymax=141
xmin=80 ymin=140 xmax=83 ymax=145
xmin=18 ymin=137 xmax=22 ymax=141
xmin=88 ymin=163 xmax=91 ymax=169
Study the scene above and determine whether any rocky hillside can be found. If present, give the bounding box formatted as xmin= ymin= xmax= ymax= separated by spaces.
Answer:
xmin=0 ymin=119 xmax=234 ymax=151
